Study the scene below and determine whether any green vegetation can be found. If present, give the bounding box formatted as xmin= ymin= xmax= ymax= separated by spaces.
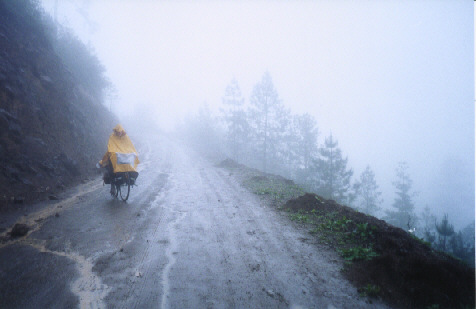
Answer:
xmin=243 ymin=174 xmax=380 ymax=264
xmin=243 ymin=176 xmax=305 ymax=207
xmin=411 ymin=234 xmax=432 ymax=248
xmin=289 ymin=211 xmax=313 ymax=224
xmin=355 ymin=222 xmax=376 ymax=239
xmin=358 ymin=284 xmax=381 ymax=298
xmin=307 ymin=211 xmax=375 ymax=238
xmin=318 ymin=214 xmax=352 ymax=232
xmin=340 ymin=246 xmax=379 ymax=262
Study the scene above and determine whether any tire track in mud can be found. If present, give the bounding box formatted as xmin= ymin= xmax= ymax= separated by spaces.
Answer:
xmin=156 ymin=164 xmax=195 ymax=309
xmin=22 ymin=239 xmax=110 ymax=309
xmin=97 ymin=171 xmax=170 ymax=308
xmin=198 ymin=167 xmax=283 ymax=307
xmin=79 ymin=139 xmax=172 ymax=309
xmin=216 ymin=167 xmax=337 ymax=303
xmin=199 ymin=168 xmax=248 ymax=307
xmin=159 ymin=208 xmax=187 ymax=309
xmin=220 ymin=170 xmax=309 ymax=305
xmin=0 ymin=180 xmax=111 ymax=309
xmin=124 ymin=188 xmax=168 ymax=309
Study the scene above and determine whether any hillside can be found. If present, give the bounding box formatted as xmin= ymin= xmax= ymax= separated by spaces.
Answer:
xmin=0 ymin=1 xmax=116 ymax=204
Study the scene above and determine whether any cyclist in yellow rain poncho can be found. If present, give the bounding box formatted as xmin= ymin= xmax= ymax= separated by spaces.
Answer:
xmin=99 ymin=124 xmax=139 ymax=192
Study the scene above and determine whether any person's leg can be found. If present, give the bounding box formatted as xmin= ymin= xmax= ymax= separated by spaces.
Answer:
xmin=106 ymin=164 xmax=115 ymax=195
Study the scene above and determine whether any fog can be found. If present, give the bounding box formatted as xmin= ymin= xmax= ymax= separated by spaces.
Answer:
xmin=41 ymin=0 xmax=474 ymax=229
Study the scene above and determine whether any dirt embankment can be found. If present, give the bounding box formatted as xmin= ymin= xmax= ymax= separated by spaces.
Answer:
xmin=285 ymin=193 xmax=475 ymax=309
xmin=220 ymin=158 xmax=475 ymax=309
xmin=0 ymin=2 xmax=117 ymax=205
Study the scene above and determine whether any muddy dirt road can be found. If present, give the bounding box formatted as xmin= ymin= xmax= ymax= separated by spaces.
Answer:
xmin=0 ymin=136 xmax=388 ymax=308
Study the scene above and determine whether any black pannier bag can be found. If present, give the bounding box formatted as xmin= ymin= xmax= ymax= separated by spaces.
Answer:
xmin=103 ymin=172 xmax=112 ymax=184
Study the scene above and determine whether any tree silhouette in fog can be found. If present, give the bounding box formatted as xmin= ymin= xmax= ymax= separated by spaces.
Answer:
xmin=310 ymin=134 xmax=353 ymax=204
xmin=385 ymin=162 xmax=417 ymax=230
xmin=354 ymin=165 xmax=383 ymax=216
xmin=435 ymin=213 xmax=454 ymax=252
xmin=248 ymin=72 xmax=284 ymax=173
xmin=221 ymin=78 xmax=249 ymax=161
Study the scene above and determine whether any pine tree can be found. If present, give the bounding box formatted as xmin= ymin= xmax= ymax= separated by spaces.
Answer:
xmin=354 ymin=165 xmax=383 ymax=216
xmin=384 ymin=162 xmax=417 ymax=230
xmin=435 ymin=214 xmax=455 ymax=252
xmin=420 ymin=206 xmax=437 ymax=245
xmin=184 ymin=103 xmax=221 ymax=154
xmin=294 ymin=113 xmax=319 ymax=170
xmin=447 ymin=222 xmax=475 ymax=266
xmin=449 ymin=232 xmax=466 ymax=258
xmin=292 ymin=113 xmax=319 ymax=187
xmin=271 ymin=106 xmax=293 ymax=176
xmin=312 ymin=134 xmax=353 ymax=204
xmin=248 ymin=72 xmax=283 ymax=173
xmin=221 ymin=78 xmax=248 ymax=161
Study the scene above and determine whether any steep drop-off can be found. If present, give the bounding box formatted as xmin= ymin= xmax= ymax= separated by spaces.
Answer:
xmin=0 ymin=1 xmax=116 ymax=203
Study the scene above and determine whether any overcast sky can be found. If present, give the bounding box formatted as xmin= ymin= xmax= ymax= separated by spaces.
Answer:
xmin=41 ymin=0 xmax=474 ymax=229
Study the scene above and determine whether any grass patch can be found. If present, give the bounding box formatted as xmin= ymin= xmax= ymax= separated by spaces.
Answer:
xmin=411 ymin=234 xmax=432 ymax=248
xmin=242 ymin=175 xmax=305 ymax=207
xmin=288 ymin=207 xmax=380 ymax=264
xmin=289 ymin=210 xmax=313 ymax=224
xmin=358 ymin=284 xmax=381 ymax=298
xmin=240 ymin=172 xmax=381 ymax=265
xmin=340 ymin=246 xmax=379 ymax=262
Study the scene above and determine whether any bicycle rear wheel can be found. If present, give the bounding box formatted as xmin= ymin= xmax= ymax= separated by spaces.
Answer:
xmin=120 ymin=173 xmax=130 ymax=201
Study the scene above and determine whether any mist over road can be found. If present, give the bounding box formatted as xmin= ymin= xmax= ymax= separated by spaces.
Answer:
xmin=0 ymin=135 xmax=388 ymax=308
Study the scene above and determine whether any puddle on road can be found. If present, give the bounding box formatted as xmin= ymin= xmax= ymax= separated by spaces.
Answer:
xmin=21 ymin=238 xmax=110 ymax=309
xmin=0 ymin=181 xmax=110 ymax=308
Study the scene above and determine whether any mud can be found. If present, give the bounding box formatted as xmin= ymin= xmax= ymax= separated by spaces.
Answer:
xmin=0 ymin=135 xmax=389 ymax=308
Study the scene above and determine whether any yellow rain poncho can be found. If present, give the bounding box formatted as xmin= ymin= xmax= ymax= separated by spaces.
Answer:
xmin=100 ymin=124 xmax=140 ymax=173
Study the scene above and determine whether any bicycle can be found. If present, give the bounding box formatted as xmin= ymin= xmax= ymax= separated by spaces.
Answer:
xmin=109 ymin=172 xmax=138 ymax=202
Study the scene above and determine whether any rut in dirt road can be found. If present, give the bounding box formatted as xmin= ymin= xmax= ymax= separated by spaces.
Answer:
xmin=143 ymin=141 xmax=388 ymax=309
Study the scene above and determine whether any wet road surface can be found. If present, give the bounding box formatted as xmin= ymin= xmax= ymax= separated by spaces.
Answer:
xmin=0 ymin=135 xmax=389 ymax=308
